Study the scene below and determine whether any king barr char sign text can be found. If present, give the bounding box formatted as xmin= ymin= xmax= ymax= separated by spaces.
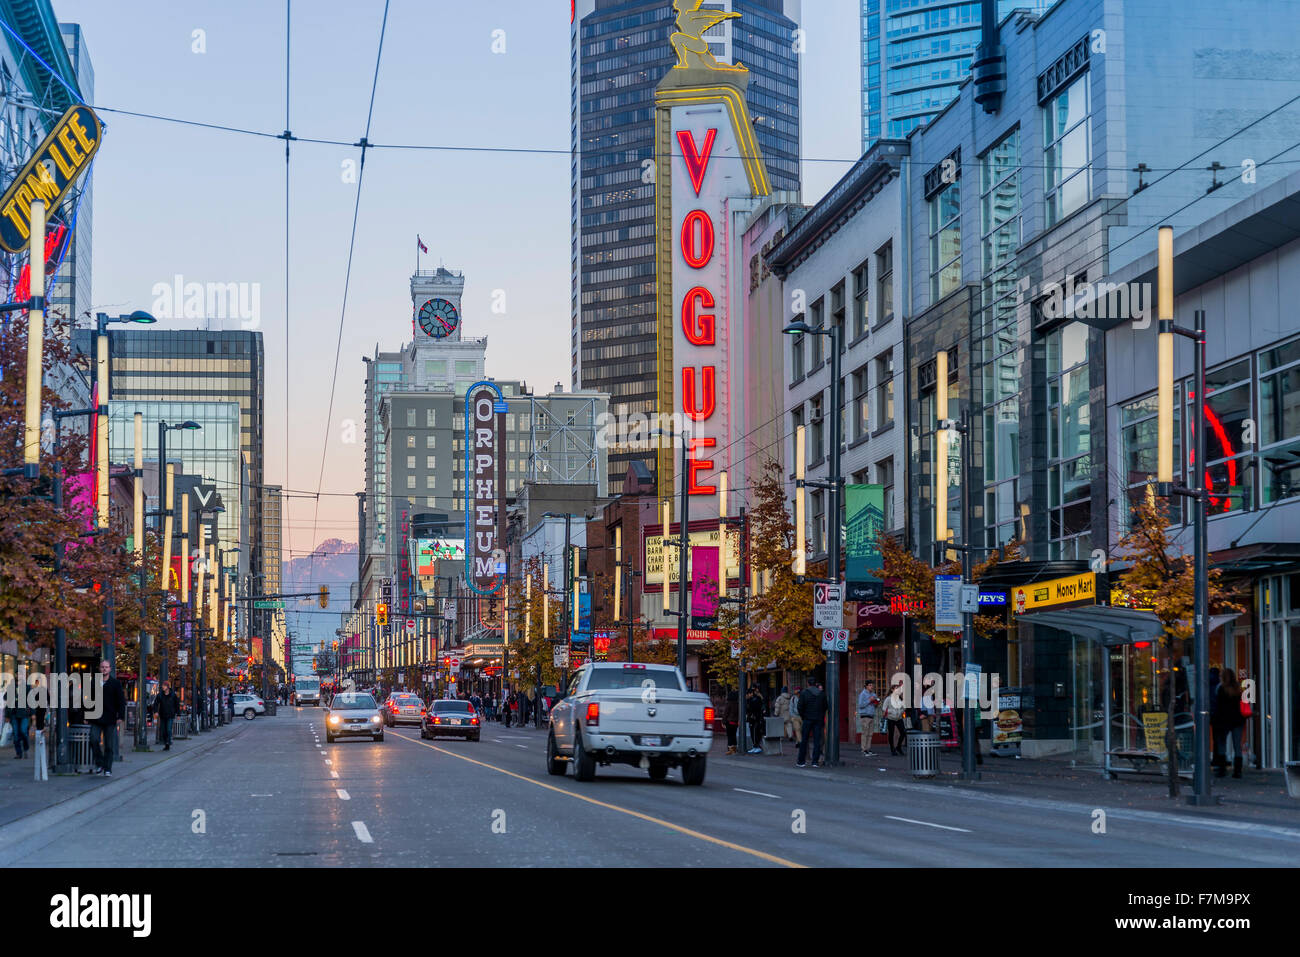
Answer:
xmin=0 ymin=105 xmax=102 ymax=253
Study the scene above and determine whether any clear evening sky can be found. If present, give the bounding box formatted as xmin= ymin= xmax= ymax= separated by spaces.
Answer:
xmin=53 ymin=0 xmax=861 ymax=558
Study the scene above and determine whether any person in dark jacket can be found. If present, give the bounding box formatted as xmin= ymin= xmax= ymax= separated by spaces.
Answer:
xmin=153 ymin=681 xmax=180 ymax=750
xmin=89 ymin=660 xmax=127 ymax=776
xmin=1212 ymin=668 xmax=1247 ymax=778
xmin=723 ymin=690 xmax=740 ymax=754
xmin=796 ymin=680 xmax=829 ymax=768
xmin=745 ymin=687 xmax=766 ymax=754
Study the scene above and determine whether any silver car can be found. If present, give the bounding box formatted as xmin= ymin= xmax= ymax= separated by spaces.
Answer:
xmin=325 ymin=692 xmax=385 ymax=743
xmin=384 ymin=692 xmax=425 ymax=727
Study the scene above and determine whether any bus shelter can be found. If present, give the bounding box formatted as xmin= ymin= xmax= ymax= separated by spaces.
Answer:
xmin=1021 ymin=606 xmax=1238 ymax=777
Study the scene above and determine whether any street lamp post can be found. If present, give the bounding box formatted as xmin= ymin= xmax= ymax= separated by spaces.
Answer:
xmin=157 ymin=419 xmax=200 ymax=689
xmin=784 ymin=319 xmax=845 ymax=765
xmin=1154 ymin=226 xmax=1213 ymax=805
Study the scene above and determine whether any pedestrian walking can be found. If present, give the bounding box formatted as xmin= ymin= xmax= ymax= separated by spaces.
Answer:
xmin=89 ymin=660 xmax=126 ymax=777
xmin=723 ymin=689 xmax=740 ymax=754
xmin=154 ymin=681 xmax=180 ymax=750
xmin=32 ymin=706 xmax=47 ymax=781
xmin=789 ymin=685 xmax=803 ymax=744
xmin=745 ymin=686 xmax=765 ymax=754
xmin=8 ymin=699 xmax=29 ymax=759
xmin=796 ymin=679 xmax=828 ymax=768
xmin=884 ymin=679 xmax=907 ymax=755
xmin=1212 ymin=669 xmax=1248 ymax=779
xmin=857 ymin=680 xmax=880 ymax=756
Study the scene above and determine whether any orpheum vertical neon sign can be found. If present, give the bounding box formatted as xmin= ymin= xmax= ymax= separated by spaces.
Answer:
xmin=656 ymin=56 xmax=769 ymax=508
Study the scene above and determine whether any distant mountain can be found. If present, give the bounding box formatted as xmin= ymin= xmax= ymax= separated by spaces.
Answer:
xmin=282 ymin=539 xmax=358 ymax=671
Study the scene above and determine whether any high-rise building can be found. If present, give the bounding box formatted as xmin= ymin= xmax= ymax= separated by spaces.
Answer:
xmin=571 ymin=0 xmax=801 ymax=494
xmin=860 ymin=0 xmax=1052 ymax=149
xmin=73 ymin=328 xmax=266 ymax=600
xmin=261 ymin=484 xmax=283 ymax=668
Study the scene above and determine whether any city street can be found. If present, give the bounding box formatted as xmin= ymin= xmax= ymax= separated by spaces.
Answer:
xmin=3 ymin=709 xmax=1295 ymax=868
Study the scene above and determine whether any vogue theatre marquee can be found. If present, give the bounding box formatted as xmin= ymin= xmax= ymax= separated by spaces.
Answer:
xmin=654 ymin=29 xmax=770 ymax=506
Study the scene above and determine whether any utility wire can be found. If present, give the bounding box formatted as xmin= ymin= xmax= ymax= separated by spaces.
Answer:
xmin=308 ymin=0 xmax=391 ymax=578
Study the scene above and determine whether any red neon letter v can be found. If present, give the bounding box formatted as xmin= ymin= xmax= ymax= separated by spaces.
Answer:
xmin=677 ymin=128 xmax=717 ymax=197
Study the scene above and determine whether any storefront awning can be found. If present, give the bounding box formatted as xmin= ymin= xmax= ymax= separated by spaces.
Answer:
xmin=1022 ymin=606 xmax=1239 ymax=646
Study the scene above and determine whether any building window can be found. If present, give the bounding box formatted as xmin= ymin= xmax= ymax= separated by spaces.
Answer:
xmin=810 ymin=298 xmax=824 ymax=368
xmin=406 ymin=409 xmax=416 ymax=427
xmin=426 ymin=455 xmax=436 ymax=469
xmin=811 ymin=393 xmax=825 ymax=465
xmin=406 ymin=435 xmax=415 ymax=448
xmin=852 ymin=367 xmax=870 ymax=441
xmin=791 ymin=406 xmax=805 ymax=470
xmin=791 ymin=318 xmax=805 ymax=380
xmin=426 ymin=475 xmax=436 ymax=490
xmin=426 ymin=408 xmax=436 ymax=427
xmin=929 ymin=181 xmax=961 ymax=301
xmin=1047 ymin=323 xmax=1092 ymax=557
xmin=427 ymin=497 xmax=437 ymax=507
xmin=876 ymin=243 xmax=894 ymax=325
xmin=1044 ymin=72 xmax=1090 ymax=227
xmin=830 ymin=282 xmax=846 ymax=352
xmin=455 ymin=360 xmax=476 ymax=376
xmin=407 ymin=474 xmax=416 ymax=490
xmin=811 ymin=489 xmax=825 ymax=556
xmin=1191 ymin=357 xmax=1253 ymax=515
xmin=852 ymin=262 xmax=869 ymax=338
xmin=877 ymin=457 xmax=895 ymax=531
xmin=981 ymin=128 xmax=1021 ymax=286
xmin=406 ymin=455 xmax=415 ymax=469
xmin=873 ymin=350 xmax=894 ymax=431
xmin=1120 ymin=388 xmax=1181 ymax=530
xmin=426 ymin=434 xmax=436 ymax=449
xmin=1260 ymin=337 xmax=1300 ymax=504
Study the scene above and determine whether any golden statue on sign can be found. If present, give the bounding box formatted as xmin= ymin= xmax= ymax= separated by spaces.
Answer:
xmin=670 ymin=0 xmax=746 ymax=72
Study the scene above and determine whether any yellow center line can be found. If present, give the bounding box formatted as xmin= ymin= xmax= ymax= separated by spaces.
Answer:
xmin=390 ymin=730 xmax=804 ymax=868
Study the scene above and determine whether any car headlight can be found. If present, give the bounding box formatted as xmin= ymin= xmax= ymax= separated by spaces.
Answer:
xmin=328 ymin=714 xmax=340 ymax=724
xmin=370 ymin=715 xmax=381 ymax=723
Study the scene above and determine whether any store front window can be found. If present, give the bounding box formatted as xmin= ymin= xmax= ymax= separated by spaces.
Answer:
xmin=1259 ymin=574 xmax=1300 ymax=769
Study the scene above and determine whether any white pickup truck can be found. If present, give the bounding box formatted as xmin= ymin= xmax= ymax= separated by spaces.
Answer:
xmin=546 ymin=662 xmax=714 ymax=785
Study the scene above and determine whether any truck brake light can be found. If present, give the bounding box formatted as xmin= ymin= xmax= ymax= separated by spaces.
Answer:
xmin=704 ymin=706 xmax=715 ymax=725
xmin=585 ymin=702 xmax=600 ymax=726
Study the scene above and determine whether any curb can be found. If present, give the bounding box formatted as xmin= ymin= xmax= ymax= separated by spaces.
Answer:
xmin=710 ymin=750 xmax=1300 ymax=837
xmin=0 ymin=721 xmax=246 ymax=852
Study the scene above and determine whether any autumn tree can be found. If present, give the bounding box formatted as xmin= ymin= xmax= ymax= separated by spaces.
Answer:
xmin=1111 ymin=492 xmax=1244 ymax=797
xmin=715 ymin=459 xmax=823 ymax=681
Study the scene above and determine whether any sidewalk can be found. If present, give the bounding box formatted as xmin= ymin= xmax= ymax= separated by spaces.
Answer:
xmin=0 ymin=717 xmax=245 ymax=831
xmin=711 ymin=730 xmax=1300 ymax=829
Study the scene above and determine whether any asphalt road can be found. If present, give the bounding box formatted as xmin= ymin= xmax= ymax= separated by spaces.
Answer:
xmin=4 ymin=708 xmax=1297 ymax=867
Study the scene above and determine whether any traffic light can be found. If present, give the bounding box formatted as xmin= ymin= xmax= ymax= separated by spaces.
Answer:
xmin=377 ymin=603 xmax=388 ymax=627
xmin=312 ymin=656 xmax=318 ymax=670
xmin=332 ymin=640 xmax=339 ymax=652
xmin=319 ymin=585 xmax=329 ymax=609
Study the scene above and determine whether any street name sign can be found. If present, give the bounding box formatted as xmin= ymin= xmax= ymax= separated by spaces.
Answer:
xmin=253 ymin=600 xmax=284 ymax=609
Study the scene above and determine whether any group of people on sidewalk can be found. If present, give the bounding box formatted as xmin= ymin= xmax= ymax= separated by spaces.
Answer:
xmin=722 ymin=680 xmax=833 ymax=767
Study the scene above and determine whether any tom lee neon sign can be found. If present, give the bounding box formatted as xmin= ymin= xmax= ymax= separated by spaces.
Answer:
xmin=677 ymin=127 xmax=720 ymax=496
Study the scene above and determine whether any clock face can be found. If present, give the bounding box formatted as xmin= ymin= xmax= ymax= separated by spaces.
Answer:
xmin=417 ymin=297 xmax=459 ymax=339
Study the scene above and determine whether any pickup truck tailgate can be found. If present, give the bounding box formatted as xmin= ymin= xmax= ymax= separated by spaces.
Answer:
xmin=591 ymin=692 xmax=708 ymax=738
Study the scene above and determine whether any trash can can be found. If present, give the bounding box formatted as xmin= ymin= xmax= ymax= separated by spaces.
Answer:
xmin=67 ymin=725 xmax=92 ymax=773
xmin=1285 ymin=762 xmax=1300 ymax=799
xmin=908 ymin=730 xmax=941 ymax=779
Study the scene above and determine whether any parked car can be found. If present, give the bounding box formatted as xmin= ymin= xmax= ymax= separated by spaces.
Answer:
xmin=547 ymin=662 xmax=713 ymax=784
xmin=326 ymin=692 xmax=384 ymax=743
xmin=233 ymin=693 xmax=266 ymax=720
xmin=383 ymin=692 xmax=425 ymax=727
xmin=420 ymin=699 xmax=480 ymax=741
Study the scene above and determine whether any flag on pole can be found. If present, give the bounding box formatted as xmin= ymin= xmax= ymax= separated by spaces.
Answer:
xmin=417 ymin=235 xmax=428 ymax=254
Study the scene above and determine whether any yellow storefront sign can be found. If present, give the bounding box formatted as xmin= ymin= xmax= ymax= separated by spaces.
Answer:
xmin=644 ymin=527 xmax=740 ymax=586
xmin=1011 ymin=571 xmax=1095 ymax=614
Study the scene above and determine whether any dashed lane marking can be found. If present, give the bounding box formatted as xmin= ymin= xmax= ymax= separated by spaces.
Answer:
xmin=352 ymin=821 xmax=373 ymax=843
xmin=336 ymin=789 xmax=350 ymax=800
xmin=884 ymin=815 xmax=971 ymax=833
xmin=733 ymin=788 xmax=780 ymax=798
xmin=389 ymin=730 xmax=804 ymax=868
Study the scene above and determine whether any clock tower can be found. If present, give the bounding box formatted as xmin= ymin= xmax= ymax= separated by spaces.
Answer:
xmin=406 ymin=266 xmax=486 ymax=391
